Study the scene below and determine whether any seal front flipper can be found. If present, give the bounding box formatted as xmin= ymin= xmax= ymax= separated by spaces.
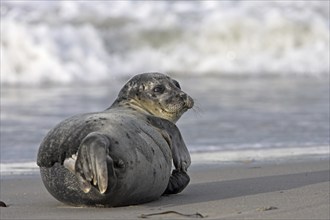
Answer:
xmin=163 ymin=169 xmax=190 ymax=195
xmin=72 ymin=132 xmax=117 ymax=194
xmin=146 ymin=116 xmax=191 ymax=172
xmin=146 ymin=116 xmax=191 ymax=194
xmin=170 ymin=131 xmax=191 ymax=172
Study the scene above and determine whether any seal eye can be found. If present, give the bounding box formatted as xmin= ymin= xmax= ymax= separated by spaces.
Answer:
xmin=153 ymin=85 xmax=165 ymax=94
xmin=173 ymin=80 xmax=181 ymax=89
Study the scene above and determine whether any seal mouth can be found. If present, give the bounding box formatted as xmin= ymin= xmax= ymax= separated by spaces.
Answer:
xmin=161 ymin=97 xmax=194 ymax=115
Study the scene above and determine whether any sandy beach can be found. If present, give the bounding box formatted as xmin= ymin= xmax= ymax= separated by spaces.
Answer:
xmin=2 ymin=2 xmax=329 ymax=220
xmin=1 ymin=159 xmax=329 ymax=220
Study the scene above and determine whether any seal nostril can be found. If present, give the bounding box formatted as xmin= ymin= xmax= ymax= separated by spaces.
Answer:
xmin=179 ymin=92 xmax=187 ymax=99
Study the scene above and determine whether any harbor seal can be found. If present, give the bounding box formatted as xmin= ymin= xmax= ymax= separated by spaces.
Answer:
xmin=37 ymin=72 xmax=194 ymax=207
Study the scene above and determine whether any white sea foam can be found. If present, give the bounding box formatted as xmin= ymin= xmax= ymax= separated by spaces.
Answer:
xmin=190 ymin=145 xmax=330 ymax=164
xmin=0 ymin=162 xmax=39 ymax=175
xmin=1 ymin=1 xmax=329 ymax=85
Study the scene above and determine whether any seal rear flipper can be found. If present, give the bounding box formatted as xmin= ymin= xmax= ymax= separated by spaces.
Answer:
xmin=162 ymin=169 xmax=190 ymax=195
xmin=74 ymin=132 xmax=116 ymax=194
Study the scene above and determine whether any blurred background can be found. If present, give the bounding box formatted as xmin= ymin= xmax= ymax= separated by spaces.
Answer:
xmin=1 ymin=1 xmax=329 ymax=174
xmin=1 ymin=0 xmax=329 ymax=84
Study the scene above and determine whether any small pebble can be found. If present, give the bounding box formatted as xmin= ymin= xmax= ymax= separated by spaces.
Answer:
xmin=0 ymin=201 xmax=7 ymax=207
xmin=256 ymin=206 xmax=278 ymax=212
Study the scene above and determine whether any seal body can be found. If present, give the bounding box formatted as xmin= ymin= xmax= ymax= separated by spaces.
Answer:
xmin=39 ymin=109 xmax=171 ymax=206
xmin=37 ymin=72 xmax=193 ymax=207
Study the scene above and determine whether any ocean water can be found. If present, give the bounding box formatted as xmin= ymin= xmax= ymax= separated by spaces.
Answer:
xmin=1 ymin=76 xmax=329 ymax=174
xmin=1 ymin=1 xmax=329 ymax=174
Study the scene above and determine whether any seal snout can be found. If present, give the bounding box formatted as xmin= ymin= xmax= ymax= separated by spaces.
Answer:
xmin=177 ymin=92 xmax=194 ymax=110
xmin=184 ymin=95 xmax=194 ymax=109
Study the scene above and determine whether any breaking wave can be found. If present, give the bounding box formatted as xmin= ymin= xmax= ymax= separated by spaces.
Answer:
xmin=1 ymin=1 xmax=329 ymax=85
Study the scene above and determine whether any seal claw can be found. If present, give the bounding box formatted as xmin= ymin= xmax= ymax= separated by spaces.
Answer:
xmin=76 ymin=174 xmax=92 ymax=193
xmin=96 ymin=153 xmax=108 ymax=194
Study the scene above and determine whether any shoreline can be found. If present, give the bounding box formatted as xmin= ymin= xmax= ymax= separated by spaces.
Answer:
xmin=1 ymin=159 xmax=329 ymax=219
xmin=1 ymin=148 xmax=329 ymax=176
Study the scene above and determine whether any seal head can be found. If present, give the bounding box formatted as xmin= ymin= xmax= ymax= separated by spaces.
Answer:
xmin=112 ymin=72 xmax=194 ymax=123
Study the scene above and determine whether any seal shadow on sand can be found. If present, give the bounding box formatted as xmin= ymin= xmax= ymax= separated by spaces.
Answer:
xmin=148 ymin=169 xmax=330 ymax=207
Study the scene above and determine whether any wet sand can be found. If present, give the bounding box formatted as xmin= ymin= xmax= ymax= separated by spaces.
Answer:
xmin=1 ymin=159 xmax=329 ymax=219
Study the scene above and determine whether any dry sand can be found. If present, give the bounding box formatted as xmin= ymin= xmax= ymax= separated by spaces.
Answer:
xmin=1 ymin=159 xmax=329 ymax=220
